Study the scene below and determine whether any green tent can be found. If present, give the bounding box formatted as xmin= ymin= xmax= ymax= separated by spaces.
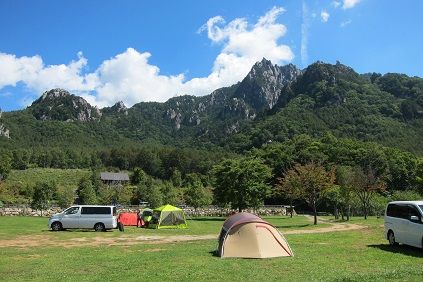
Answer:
xmin=149 ymin=204 xmax=188 ymax=229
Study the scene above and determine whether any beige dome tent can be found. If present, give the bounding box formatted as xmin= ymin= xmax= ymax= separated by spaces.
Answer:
xmin=217 ymin=212 xmax=293 ymax=259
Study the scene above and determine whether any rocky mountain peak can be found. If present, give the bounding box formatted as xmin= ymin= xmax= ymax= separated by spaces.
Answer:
xmin=40 ymin=88 xmax=71 ymax=100
xmin=110 ymin=101 xmax=128 ymax=115
xmin=29 ymin=89 xmax=102 ymax=122
xmin=235 ymin=58 xmax=302 ymax=111
xmin=0 ymin=109 xmax=10 ymax=139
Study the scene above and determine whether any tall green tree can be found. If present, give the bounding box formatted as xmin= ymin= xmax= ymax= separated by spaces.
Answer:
xmin=281 ymin=162 xmax=335 ymax=225
xmin=56 ymin=185 xmax=75 ymax=208
xmin=77 ymin=177 xmax=97 ymax=204
xmin=184 ymin=173 xmax=212 ymax=210
xmin=161 ymin=181 xmax=179 ymax=205
xmin=350 ymin=166 xmax=386 ymax=219
xmin=31 ymin=182 xmax=57 ymax=215
xmin=135 ymin=179 xmax=163 ymax=208
xmin=213 ymin=157 xmax=272 ymax=212
xmin=131 ymin=167 xmax=147 ymax=185
xmin=0 ymin=153 xmax=11 ymax=181
xmin=336 ymin=166 xmax=354 ymax=221
xmin=276 ymin=172 xmax=302 ymax=218
xmin=171 ymin=169 xmax=183 ymax=188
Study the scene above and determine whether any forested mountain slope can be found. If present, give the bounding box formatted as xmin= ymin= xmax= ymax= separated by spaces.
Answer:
xmin=0 ymin=59 xmax=422 ymax=155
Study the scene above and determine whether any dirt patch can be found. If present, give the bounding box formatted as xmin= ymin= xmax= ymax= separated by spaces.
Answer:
xmin=283 ymin=215 xmax=367 ymax=235
xmin=0 ymin=234 xmax=217 ymax=249
xmin=0 ymin=216 xmax=367 ymax=249
xmin=284 ymin=222 xmax=365 ymax=235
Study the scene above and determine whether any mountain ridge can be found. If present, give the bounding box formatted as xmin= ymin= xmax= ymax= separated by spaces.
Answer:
xmin=1 ymin=59 xmax=422 ymax=155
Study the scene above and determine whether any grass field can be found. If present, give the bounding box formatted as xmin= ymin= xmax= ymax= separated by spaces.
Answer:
xmin=6 ymin=168 xmax=91 ymax=190
xmin=0 ymin=215 xmax=422 ymax=281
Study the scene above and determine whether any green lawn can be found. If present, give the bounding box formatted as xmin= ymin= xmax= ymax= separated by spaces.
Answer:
xmin=0 ymin=216 xmax=422 ymax=281
xmin=6 ymin=168 xmax=91 ymax=190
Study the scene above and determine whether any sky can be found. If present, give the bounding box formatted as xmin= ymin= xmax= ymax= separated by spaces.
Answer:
xmin=1 ymin=0 xmax=423 ymax=111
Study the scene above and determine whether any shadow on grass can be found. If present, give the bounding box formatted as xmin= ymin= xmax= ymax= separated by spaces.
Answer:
xmin=209 ymin=250 xmax=220 ymax=257
xmin=46 ymin=229 xmax=115 ymax=233
xmin=368 ymin=244 xmax=423 ymax=257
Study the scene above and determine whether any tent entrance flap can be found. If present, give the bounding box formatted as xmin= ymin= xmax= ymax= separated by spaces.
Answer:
xmin=150 ymin=204 xmax=188 ymax=229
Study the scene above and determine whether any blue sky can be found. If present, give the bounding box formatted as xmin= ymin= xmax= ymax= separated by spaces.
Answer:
xmin=1 ymin=0 xmax=422 ymax=111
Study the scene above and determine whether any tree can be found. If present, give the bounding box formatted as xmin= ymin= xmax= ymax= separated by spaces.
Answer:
xmin=131 ymin=167 xmax=147 ymax=185
xmin=276 ymin=171 xmax=302 ymax=218
xmin=97 ymin=185 xmax=114 ymax=205
xmin=390 ymin=190 xmax=422 ymax=201
xmin=161 ymin=181 xmax=179 ymax=206
xmin=113 ymin=185 xmax=133 ymax=205
xmin=184 ymin=173 xmax=212 ymax=210
xmin=350 ymin=166 xmax=386 ymax=219
xmin=281 ymin=162 xmax=335 ymax=225
xmin=56 ymin=186 xmax=75 ymax=208
xmin=77 ymin=177 xmax=97 ymax=204
xmin=135 ymin=179 xmax=163 ymax=208
xmin=90 ymin=170 xmax=102 ymax=194
xmin=31 ymin=182 xmax=57 ymax=216
xmin=213 ymin=157 xmax=272 ymax=212
xmin=336 ymin=166 xmax=354 ymax=221
xmin=323 ymin=185 xmax=342 ymax=220
xmin=0 ymin=153 xmax=11 ymax=181
xmin=171 ymin=169 xmax=183 ymax=188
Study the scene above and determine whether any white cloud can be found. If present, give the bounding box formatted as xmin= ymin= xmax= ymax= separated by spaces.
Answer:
xmin=0 ymin=91 xmax=12 ymax=97
xmin=0 ymin=53 xmax=43 ymax=89
xmin=0 ymin=51 xmax=96 ymax=95
xmin=332 ymin=1 xmax=341 ymax=8
xmin=0 ymin=7 xmax=294 ymax=108
xmin=91 ymin=48 xmax=185 ymax=107
xmin=340 ymin=19 xmax=352 ymax=27
xmin=321 ymin=10 xmax=330 ymax=22
xmin=342 ymin=0 xmax=360 ymax=9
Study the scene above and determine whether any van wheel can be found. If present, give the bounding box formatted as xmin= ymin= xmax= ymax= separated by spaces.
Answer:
xmin=51 ymin=222 xmax=62 ymax=231
xmin=388 ymin=231 xmax=398 ymax=246
xmin=94 ymin=223 xmax=105 ymax=232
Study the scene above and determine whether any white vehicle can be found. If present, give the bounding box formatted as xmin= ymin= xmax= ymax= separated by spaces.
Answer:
xmin=384 ymin=201 xmax=423 ymax=249
xmin=48 ymin=205 xmax=118 ymax=232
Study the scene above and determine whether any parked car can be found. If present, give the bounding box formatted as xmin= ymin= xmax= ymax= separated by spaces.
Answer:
xmin=384 ymin=201 xmax=423 ymax=249
xmin=48 ymin=205 xmax=118 ymax=231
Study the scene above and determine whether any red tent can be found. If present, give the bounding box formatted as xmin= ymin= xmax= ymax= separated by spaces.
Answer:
xmin=118 ymin=212 xmax=139 ymax=226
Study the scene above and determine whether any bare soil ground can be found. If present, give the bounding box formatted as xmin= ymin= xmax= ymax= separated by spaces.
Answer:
xmin=0 ymin=217 xmax=366 ymax=248
xmin=284 ymin=215 xmax=366 ymax=235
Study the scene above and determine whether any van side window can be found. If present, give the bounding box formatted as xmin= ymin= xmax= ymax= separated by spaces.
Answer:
xmin=81 ymin=207 xmax=111 ymax=215
xmin=65 ymin=207 xmax=79 ymax=215
xmin=407 ymin=205 xmax=421 ymax=221
xmin=397 ymin=205 xmax=409 ymax=219
xmin=387 ymin=204 xmax=409 ymax=219
xmin=386 ymin=204 xmax=397 ymax=217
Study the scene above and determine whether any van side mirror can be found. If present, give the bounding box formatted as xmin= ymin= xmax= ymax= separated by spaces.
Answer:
xmin=409 ymin=215 xmax=419 ymax=222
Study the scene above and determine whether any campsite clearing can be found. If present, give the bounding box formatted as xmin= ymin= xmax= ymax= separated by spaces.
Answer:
xmin=0 ymin=216 xmax=422 ymax=281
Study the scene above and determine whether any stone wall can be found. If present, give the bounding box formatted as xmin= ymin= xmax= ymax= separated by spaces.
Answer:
xmin=0 ymin=206 xmax=62 ymax=217
xmin=0 ymin=205 xmax=296 ymax=217
xmin=117 ymin=205 xmax=296 ymax=217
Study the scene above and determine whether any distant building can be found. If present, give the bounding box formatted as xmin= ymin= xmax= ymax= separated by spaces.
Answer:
xmin=100 ymin=172 xmax=130 ymax=186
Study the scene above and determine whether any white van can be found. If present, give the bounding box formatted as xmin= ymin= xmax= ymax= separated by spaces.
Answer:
xmin=48 ymin=205 xmax=118 ymax=231
xmin=384 ymin=201 xmax=423 ymax=249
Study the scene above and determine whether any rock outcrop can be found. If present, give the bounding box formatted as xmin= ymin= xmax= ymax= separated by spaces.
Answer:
xmin=29 ymin=88 xmax=102 ymax=122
